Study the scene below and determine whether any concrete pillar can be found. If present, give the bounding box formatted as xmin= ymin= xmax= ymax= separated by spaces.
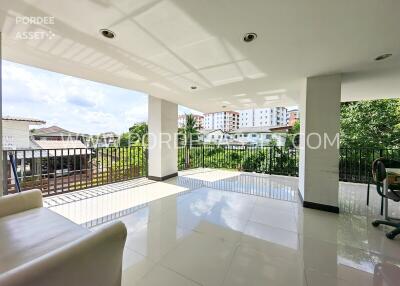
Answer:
xmin=298 ymin=74 xmax=341 ymax=213
xmin=147 ymin=96 xmax=178 ymax=181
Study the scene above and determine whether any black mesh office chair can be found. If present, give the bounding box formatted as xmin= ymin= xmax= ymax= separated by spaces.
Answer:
xmin=367 ymin=158 xmax=385 ymax=214
xmin=371 ymin=158 xmax=400 ymax=239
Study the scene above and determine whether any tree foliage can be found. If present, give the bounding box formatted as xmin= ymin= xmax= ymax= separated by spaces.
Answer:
xmin=340 ymin=99 xmax=400 ymax=148
xmin=285 ymin=121 xmax=300 ymax=148
xmin=128 ymin=122 xmax=148 ymax=144
xmin=178 ymin=114 xmax=200 ymax=146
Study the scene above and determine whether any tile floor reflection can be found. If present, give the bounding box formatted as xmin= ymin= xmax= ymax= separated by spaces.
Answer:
xmin=45 ymin=169 xmax=400 ymax=286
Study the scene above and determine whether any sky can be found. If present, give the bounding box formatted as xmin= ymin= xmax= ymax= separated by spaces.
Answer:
xmin=2 ymin=60 xmax=200 ymax=135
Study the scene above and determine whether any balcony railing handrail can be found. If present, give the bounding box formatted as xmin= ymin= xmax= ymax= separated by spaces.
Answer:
xmin=3 ymin=146 xmax=148 ymax=197
xmin=178 ymin=145 xmax=400 ymax=184
xmin=5 ymin=144 xmax=398 ymax=196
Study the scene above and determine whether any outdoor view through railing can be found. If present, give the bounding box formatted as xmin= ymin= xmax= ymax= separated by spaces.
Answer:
xmin=3 ymin=146 xmax=147 ymax=196
xmin=4 ymin=144 xmax=400 ymax=196
xmin=178 ymin=145 xmax=400 ymax=184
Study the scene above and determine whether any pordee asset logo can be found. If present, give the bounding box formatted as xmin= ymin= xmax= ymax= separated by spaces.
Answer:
xmin=15 ymin=16 xmax=56 ymax=40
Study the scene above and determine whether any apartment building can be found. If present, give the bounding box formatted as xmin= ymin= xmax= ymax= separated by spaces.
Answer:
xmin=287 ymin=108 xmax=300 ymax=126
xmin=178 ymin=114 xmax=204 ymax=129
xmin=239 ymin=107 xmax=288 ymax=127
xmin=203 ymin=111 xmax=239 ymax=131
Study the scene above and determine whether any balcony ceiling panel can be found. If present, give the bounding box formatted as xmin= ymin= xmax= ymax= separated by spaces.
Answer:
xmin=0 ymin=0 xmax=399 ymax=112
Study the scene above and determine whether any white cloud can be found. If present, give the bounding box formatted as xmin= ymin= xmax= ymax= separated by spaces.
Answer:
xmin=123 ymin=105 xmax=148 ymax=124
xmin=3 ymin=60 xmax=202 ymax=135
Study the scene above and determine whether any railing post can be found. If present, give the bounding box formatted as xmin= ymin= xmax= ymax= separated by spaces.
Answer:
xmin=202 ymin=144 xmax=205 ymax=168
xmin=2 ymin=151 xmax=8 ymax=196
xmin=145 ymin=148 xmax=149 ymax=177
xmin=269 ymin=147 xmax=272 ymax=175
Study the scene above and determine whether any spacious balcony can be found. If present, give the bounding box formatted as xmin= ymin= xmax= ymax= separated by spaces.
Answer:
xmin=1 ymin=1 xmax=400 ymax=285
xmin=44 ymin=169 xmax=400 ymax=286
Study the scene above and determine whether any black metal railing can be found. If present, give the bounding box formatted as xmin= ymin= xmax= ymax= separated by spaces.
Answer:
xmin=178 ymin=145 xmax=400 ymax=184
xmin=3 ymin=146 xmax=147 ymax=196
xmin=178 ymin=145 xmax=298 ymax=176
xmin=339 ymin=147 xmax=400 ymax=183
xmin=6 ymin=145 xmax=398 ymax=196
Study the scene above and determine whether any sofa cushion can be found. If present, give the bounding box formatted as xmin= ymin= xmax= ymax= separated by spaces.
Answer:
xmin=0 ymin=207 xmax=89 ymax=273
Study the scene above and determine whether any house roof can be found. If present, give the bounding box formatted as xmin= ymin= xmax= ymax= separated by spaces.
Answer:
xmin=230 ymin=126 xmax=273 ymax=134
xmin=32 ymin=140 xmax=89 ymax=156
xmin=199 ymin=129 xmax=226 ymax=135
xmin=269 ymin=126 xmax=293 ymax=132
xmin=2 ymin=116 xmax=45 ymax=125
xmin=97 ymin=132 xmax=119 ymax=138
xmin=31 ymin=125 xmax=83 ymax=137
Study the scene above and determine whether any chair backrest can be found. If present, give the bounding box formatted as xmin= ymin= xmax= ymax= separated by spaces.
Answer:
xmin=371 ymin=158 xmax=400 ymax=183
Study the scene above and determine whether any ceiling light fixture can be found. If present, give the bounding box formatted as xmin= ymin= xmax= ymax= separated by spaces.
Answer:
xmin=100 ymin=29 xmax=116 ymax=39
xmin=243 ymin=32 xmax=257 ymax=43
xmin=190 ymin=86 xmax=197 ymax=90
xmin=375 ymin=54 xmax=392 ymax=61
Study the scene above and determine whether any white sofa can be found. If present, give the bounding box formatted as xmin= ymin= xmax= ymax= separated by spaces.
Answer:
xmin=0 ymin=190 xmax=127 ymax=286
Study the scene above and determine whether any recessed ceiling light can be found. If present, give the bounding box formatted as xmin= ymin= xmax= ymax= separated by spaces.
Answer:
xmin=243 ymin=32 xmax=257 ymax=43
xmin=375 ymin=54 xmax=392 ymax=61
xmin=190 ymin=86 xmax=197 ymax=90
xmin=222 ymin=105 xmax=227 ymax=108
xmin=100 ymin=29 xmax=116 ymax=39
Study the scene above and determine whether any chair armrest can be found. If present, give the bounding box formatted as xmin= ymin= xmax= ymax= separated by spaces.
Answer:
xmin=0 ymin=190 xmax=43 ymax=218
xmin=0 ymin=221 xmax=127 ymax=286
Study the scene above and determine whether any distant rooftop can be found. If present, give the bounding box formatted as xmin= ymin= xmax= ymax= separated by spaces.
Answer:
xmin=97 ymin=132 xmax=119 ymax=137
xmin=199 ymin=129 xmax=226 ymax=135
xmin=32 ymin=139 xmax=89 ymax=156
xmin=2 ymin=116 xmax=45 ymax=125
xmin=31 ymin=125 xmax=84 ymax=137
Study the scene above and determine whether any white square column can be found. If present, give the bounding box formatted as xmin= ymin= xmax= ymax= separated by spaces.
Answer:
xmin=147 ymin=96 xmax=178 ymax=181
xmin=298 ymin=74 xmax=341 ymax=213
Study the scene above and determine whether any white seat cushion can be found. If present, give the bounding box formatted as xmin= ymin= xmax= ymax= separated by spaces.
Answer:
xmin=0 ymin=207 xmax=89 ymax=273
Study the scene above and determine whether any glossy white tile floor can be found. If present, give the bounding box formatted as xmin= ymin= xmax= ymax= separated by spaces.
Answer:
xmin=45 ymin=169 xmax=400 ymax=286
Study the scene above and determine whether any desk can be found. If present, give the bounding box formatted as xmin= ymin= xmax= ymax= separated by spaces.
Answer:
xmin=383 ymin=168 xmax=400 ymax=220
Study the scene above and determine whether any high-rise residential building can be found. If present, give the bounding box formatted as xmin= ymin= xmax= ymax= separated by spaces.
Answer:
xmin=239 ymin=107 xmax=288 ymax=127
xmin=178 ymin=114 xmax=204 ymax=129
xmin=287 ymin=108 xmax=300 ymax=126
xmin=203 ymin=111 xmax=239 ymax=131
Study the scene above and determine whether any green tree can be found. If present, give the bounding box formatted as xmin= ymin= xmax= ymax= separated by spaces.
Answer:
xmin=179 ymin=114 xmax=200 ymax=146
xmin=119 ymin=132 xmax=131 ymax=147
xmin=129 ymin=122 xmax=148 ymax=144
xmin=340 ymin=99 xmax=400 ymax=148
xmin=179 ymin=114 xmax=201 ymax=168
xmin=285 ymin=120 xmax=300 ymax=148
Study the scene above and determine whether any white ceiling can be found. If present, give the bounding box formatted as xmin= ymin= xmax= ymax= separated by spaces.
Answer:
xmin=0 ymin=0 xmax=399 ymax=112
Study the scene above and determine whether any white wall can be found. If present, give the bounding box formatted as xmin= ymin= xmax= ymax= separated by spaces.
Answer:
xmin=2 ymin=120 xmax=31 ymax=149
xmin=203 ymin=130 xmax=227 ymax=143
